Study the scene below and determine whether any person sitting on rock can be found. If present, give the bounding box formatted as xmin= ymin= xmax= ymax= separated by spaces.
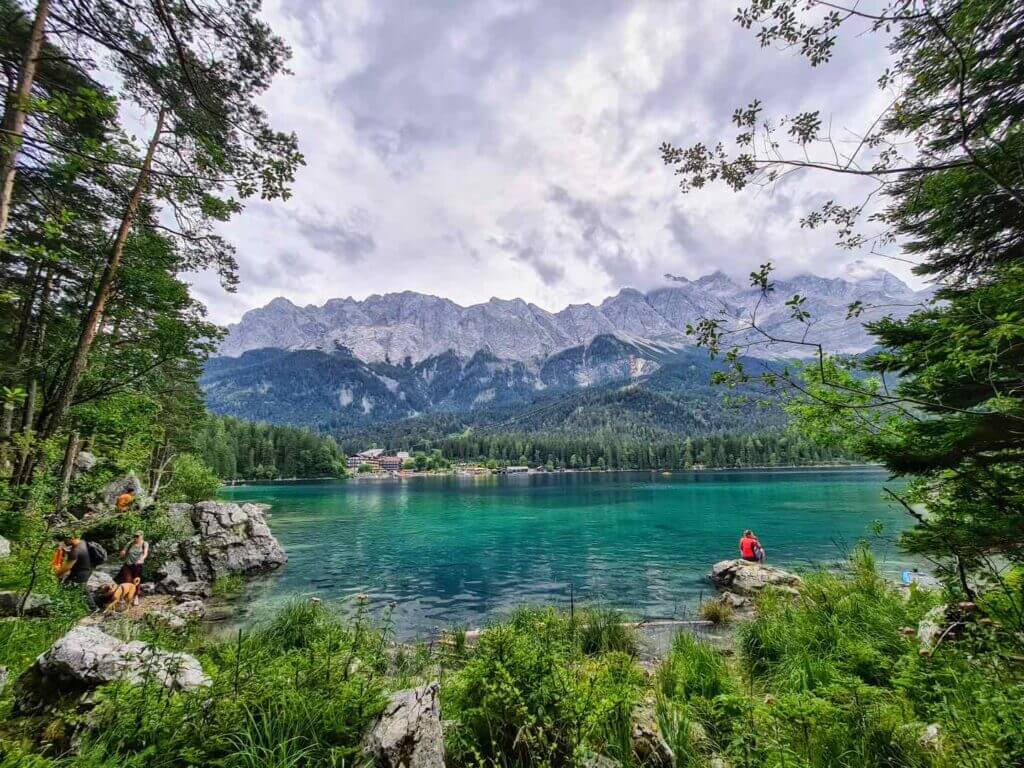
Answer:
xmin=56 ymin=534 xmax=97 ymax=612
xmin=739 ymin=529 xmax=765 ymax=563
xmin=116 ymin=530 xmax=148 ymax=606
xmin=115 ymin=490 xmax=135 ymax=512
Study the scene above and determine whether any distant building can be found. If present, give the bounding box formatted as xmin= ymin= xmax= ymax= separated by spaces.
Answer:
xmin=348 ymin=448 xmax=388 ymax=470
xmin=505 ymin=465 xmax=530 ymax=473
xmin=379 ymin=455 xmax=403 ymax=472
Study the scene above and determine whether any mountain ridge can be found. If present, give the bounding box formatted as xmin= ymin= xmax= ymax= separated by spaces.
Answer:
xmin=219 ymin=261 xmax=932 ymax=364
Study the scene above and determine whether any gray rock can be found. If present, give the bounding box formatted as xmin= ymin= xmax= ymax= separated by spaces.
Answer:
xmin=73 ymin=451 xmax=97 ymax=474
xmin=86 ymin=571 xmax=115 ymax=603
xmin=710 ymin=560 xmax=802 ymax=596
xmin=363 ymin=681 xmax=444 ymax=768
xmin=148 ymin=610 xmax=187 ymax=630
xmin=719 ymin=592 xmax=751 ymax=610
xmin=0 ymin=666 xmax=7 ymax=695
xmin=101 ymin=472 xmax=149 ymax=508
xmin=172 ymin=600 xmax=206 ymax=620
xmin=16 ymin=625 xmax=209 ymax=712
xmin=178 ymin=502 xmax=286 ymax=582
xmin=0 ymin=535 xmax=10 ymax=559
xmin=631 ymin=722 xmax=674 ymax=768
xmin=0 ymin=590 xmax=52 ymax=617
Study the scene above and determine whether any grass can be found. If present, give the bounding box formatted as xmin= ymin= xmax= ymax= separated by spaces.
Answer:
xmin=698 ymin=598 xmax=734 ymax=625
xmin=211 ymin=573 xmax=245 ymax=598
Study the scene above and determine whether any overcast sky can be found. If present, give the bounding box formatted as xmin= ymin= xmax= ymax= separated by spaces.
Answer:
xmin=188 ymin=0 xmax=907 ymax=325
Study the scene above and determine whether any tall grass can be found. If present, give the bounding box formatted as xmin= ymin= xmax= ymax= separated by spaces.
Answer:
xmin=442 ymin=606 xmax=645 ymax=767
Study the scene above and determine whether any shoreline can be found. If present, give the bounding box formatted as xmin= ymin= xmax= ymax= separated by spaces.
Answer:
xmin=222 ymin=462 xmax=885 ymax=487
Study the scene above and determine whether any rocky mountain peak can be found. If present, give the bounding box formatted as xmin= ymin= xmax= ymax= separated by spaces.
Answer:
xmin=219 ymin=264 xmax=930 ymax=363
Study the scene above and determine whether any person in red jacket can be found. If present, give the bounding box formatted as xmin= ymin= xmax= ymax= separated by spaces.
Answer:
xmin=739 ymin=530 xmax=765 ymax=562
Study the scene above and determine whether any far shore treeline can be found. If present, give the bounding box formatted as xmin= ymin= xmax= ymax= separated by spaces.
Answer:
xmin=195 ymin=414 xmax=854 ymax=481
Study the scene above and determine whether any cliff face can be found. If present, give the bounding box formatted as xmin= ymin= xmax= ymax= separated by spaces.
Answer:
xmin=219 ymin=265 xmax=931 ymax=364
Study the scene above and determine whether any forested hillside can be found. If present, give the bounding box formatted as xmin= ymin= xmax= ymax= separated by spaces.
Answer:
xmin=193 ymin=416 xmax=347 ymax=480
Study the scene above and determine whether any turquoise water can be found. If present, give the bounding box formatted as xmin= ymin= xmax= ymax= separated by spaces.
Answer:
xmin=221 ymin=468 xmax=912 ymax=638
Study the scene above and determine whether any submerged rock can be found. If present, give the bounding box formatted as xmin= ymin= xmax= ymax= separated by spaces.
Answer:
xmin=709 ymin=560 xmax=802 ymax=596
xmin=363 ymin=681 xmax=445 ymax=768
xmin=15 ymin=625 xmax=209 ymax=713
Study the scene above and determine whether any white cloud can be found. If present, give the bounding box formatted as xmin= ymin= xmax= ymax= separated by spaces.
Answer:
xmin=188 ymin=0 xmax=916 ymax=324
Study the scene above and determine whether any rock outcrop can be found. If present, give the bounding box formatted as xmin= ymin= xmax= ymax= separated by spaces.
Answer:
xmin=0 ymin=535 xmax=10 ymax=558
xmin=363 ymin=681 xmax=445 ymax=768
xmin=153 ymin=505 xmax=286 ymax=602
xmin=16 ymin=625 xmax=209 ymax=712
xmin=0 ymin=591 xmax=51 ymax=617
xmin=710 ymin=560 xmax=802 ymax=596
xmin=153 ymin=501 xmax=285 ymax=599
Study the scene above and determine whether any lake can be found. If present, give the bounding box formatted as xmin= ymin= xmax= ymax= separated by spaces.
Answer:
xmin=221 ymin=467 xmax=913 ymax=639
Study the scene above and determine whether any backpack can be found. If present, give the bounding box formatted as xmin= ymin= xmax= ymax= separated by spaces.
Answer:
xmin=86 ymin=540 xmax=107 ymax=566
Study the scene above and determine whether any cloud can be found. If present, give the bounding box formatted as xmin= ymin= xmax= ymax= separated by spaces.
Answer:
xmin=191 ymin=0 xmax=913 ymax=324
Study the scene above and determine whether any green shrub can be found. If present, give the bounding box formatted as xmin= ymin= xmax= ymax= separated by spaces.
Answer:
xmin=443 ymin=607 xmax=645 ymax=766
xmin=657 ymin=631 xmax=734 ymax=702
xmin=577 ymin=607 xmax=639 ymax=657
xmin=698 ymin=598 xmax=734 ymax=625
xmin=77 ymin=600 xmax=389 ymax=768
xmin=162 ymin=454 xmax=220 ymax=503
xmin=739 ymin=545 xmax=939 ymax=692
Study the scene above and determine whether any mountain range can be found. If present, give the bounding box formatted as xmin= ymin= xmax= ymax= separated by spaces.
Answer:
xmin=203 ymin=263 xmax=932 ymax=435
xmin=219 ymin=261 xmax=930 ymax=364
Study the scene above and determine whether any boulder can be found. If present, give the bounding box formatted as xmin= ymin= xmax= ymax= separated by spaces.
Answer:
xmin=363 ymin=681 xmax=444 ymax=768
xmin=0 ymin=666 xmax=7 ymax=695
xmin=0 ymin=535 xmax=10 ymax=558
xmin=917 ymin=602 xmax=977 ymax=652
xmin=917 ymin=605 xmax=946 ymax=650
xmin=177 ymin=502 xmax=286 ymax=582
xmin=172 ymin=600 xmax=206 ymax=621
xmin=101 ymin=472 xmax=149 ymax=508
xmin=718 ymin=592 xmax=751 ymax=610
xmin=710 ymin=560 xmax=802 ymax=596
xmin=0 ymin=590 xmax=52 ymax=617
xmin=15 ymin=625 xmax=209 ymax=713
xmin=920 ymin=723 xmax=941 ymax=750
xmin=86 ymin=571 xmax=115 ymax=603
xmin=73 ymin=451 xmax=97 ymax=474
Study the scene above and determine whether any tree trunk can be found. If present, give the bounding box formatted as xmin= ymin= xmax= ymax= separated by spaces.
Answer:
xmin=21 ymin=268 xmax=53 ymax=433
xmin=0 ymin=0 xmax=51 ymax=235
xmin=55 ymin=430 xmax=78 ymax=515
xmin=41 ymin=106 xmax=166 ymax=440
